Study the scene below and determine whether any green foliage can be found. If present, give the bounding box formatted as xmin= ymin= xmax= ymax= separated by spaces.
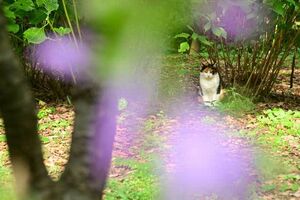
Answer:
xmin=3 ymin=0 xmax=73 ymax=44
xmin=265 ymin=0 xmax=300 ymax=17
xmin=257 ymin=108 xmax=300 ymax=135
xmin=216 ymin=88 xmax=255 ymax=116
xmin=174 ymin=31 xmax=213 ymax=53
xmin=241 ymin=108 xmax=300 ymax=152
xmin=10 ymin=0 xmax=35 ymax=12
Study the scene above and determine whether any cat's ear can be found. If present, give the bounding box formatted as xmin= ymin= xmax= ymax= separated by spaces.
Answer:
xmin=207 ymin=61 xmax=217 ymax=68
xmin=209 ymin=62 xmax=218 ymax=69
xmin=200 ymin=63 xmax=207 ymax=71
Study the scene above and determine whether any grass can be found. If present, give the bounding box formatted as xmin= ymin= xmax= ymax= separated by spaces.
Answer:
xmin=37 ymin=106 xmax=56 ymax=119
xmin=104 ymin=111 xmax=168 ymax=200
xmin=105 ymin=158 xmax=159 ymax=200
xmin=0 ymin=151 xmax=16 ymax=200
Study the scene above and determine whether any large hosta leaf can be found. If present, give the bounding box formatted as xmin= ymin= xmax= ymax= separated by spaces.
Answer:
xmin=11 ymin=0 xmax=35 ymax=11
xmin=36 ymin=0 xmax=59 ymax=14
xmin=23 ymin=27 xmax=47 ymax=44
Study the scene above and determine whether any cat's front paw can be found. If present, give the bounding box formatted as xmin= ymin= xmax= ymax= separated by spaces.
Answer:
xmin=197 ymin=96 xmax=203 ymax=103
xmin=203 ymin=101 xmax=214 ymax=107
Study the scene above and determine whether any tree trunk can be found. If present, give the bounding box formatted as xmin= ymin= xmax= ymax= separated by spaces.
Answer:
xmin=0 ymin=3 xmax=53 ymax=199
xmin=290 ymin=49 xmax=296 ymax=89
xmin=59 ymin=85 xmax=117 ymax=200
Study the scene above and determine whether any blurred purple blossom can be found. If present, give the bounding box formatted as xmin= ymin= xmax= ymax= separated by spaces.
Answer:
xmin=162 ymin=108 xmax=254 ymax=199
xmin=33 ymin=36 xmax=91 ymax=82
xmin=219 ymin=4 xmax=258 ymax=41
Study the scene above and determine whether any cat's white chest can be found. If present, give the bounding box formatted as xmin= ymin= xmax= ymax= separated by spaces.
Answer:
xmin=199 ymin=74 xmax=220 ymax=104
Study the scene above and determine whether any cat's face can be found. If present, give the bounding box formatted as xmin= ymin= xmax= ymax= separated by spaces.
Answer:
xmin=200 ymin=64 xmax=218 ymax=79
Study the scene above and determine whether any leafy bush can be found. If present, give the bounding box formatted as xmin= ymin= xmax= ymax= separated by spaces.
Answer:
xmin=3 ymin=0 xmax=73 ymax=44
xmin=216 ymin=88 xmax=255 ymax=116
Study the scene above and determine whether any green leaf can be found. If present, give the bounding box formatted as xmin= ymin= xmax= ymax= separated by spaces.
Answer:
xmin=212 ymin=27 xmax=227 ymax=39
xmin=286 ymin=0 xmax=296 ymax=7
xmin=186 ymin=25 xmax=194 ymax=32
xmin=204 ymin=22 xmax=211 ymax=32
xmin=44 ymin=0 xmax=59 ymax=13
xmin=191 ymin=32 xmax=198 ymax=40
xmin=23 ymin=27 xmax=47 ymax=44
xmin=36 ymin=0 xmax=44 ymax=7
xmin=36 ymin=0 xmax=59 ymax=14
xmin=197 ymin=35 xmax=213 ymax=46
xmin=39 ymin=136 xmax=50 ymax=143
xmin=272 ymin=1 xmax=285 ymax=16
xmin=178 ymin=42 xmax=190 ymax=53
xmin=11 ymin=0 xmax=35 ymax=12
xmin=3 ymin=6 xmax=16 ymax=19
xmin=29 ymin=9 xmax=48 ymax=25
xmin=174 ymin=33 xmax=190 ymax=39
xmin=53 ymin=27 xmax=72 ymax=36
xmin=7 ymin=23 xmax=20 ymax=33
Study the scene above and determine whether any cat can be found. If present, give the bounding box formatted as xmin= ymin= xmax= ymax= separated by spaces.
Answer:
xmin=198 ymin=63 xmax=222 ymax=106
